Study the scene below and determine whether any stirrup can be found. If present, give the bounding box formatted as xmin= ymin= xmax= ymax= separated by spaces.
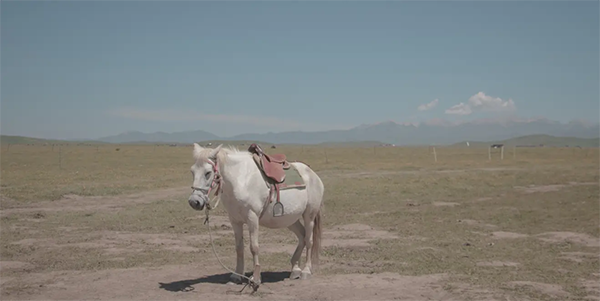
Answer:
xmin=273 ymin=202 xmax=284 ymax=217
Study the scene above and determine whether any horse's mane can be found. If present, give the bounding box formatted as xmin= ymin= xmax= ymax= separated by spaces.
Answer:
xmin=193 ymin=144 xmax=250 ymax=165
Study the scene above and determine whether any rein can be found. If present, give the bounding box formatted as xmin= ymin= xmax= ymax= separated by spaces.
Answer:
xmin=192 ymin=159 xmax=222 ymax=209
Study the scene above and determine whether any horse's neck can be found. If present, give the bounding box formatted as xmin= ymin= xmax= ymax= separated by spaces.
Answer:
xmin=217 ymin=151 xmax=256 ymax=189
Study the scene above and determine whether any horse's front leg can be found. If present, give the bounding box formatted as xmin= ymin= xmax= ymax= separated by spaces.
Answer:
xmin=228 ymin=221 xmax=245 ymax=285
xmin=247 ymin=212 xmax=262 ymax=285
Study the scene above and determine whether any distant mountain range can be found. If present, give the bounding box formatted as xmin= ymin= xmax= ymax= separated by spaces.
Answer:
xmin=0 ymin=135 xmax=94 ymax=145
xmin=2 ymin=118 xmax=598 ymax=146
xmin=93 ymin=118 xmax=599 ymax=146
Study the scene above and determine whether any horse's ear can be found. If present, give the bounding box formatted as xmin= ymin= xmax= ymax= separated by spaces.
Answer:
xmin=193 ymin=143 xmax=203 ymax=157
xmin=208 ymin=144 xmax=223 ymax=160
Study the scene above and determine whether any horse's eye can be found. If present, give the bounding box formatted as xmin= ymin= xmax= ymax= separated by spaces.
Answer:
xmin=205 ymin=171 xmax=211 ymax=179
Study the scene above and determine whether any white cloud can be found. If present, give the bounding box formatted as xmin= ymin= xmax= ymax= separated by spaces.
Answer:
xmin=445 ymin=92 xmax=516 ymax=115
xmin=468 ymin=92 xmax=516 ymax=111
xmin=108 ymin=107 xmax=348 ymax=131
xmin=417 ymin=99 xmax=439 ymax=111
xmin=445 ymin=102 xmax=472 ymax=115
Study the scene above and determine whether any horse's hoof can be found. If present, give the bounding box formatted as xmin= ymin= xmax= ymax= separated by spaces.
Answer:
xmin=249 ymin=275 xmax=262 ymax=286
xmin=290 ymin=269 xmax=302 ymax=280
xmin=229 ymin=273 xmax=243 ymax=285
xmin=300 ymin=271 xmax=312 ymax=280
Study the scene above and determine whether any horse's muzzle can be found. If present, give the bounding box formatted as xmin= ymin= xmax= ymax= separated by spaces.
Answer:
xmin=188 ymin=194 xmax=207 ymax=211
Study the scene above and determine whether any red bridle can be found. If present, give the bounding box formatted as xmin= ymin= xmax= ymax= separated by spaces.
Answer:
xmin=207 ymin=159 xmax=222 ymax=196
xmin=191 ymin=159 xmax=222 ymax=197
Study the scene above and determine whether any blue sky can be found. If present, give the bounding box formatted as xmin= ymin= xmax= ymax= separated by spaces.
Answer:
xmin=1 ymin=1 xmax=598 ymax=139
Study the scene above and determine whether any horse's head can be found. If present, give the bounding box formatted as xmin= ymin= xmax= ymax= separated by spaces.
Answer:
xmin=188 ymin=143 xmax=223 ymax=211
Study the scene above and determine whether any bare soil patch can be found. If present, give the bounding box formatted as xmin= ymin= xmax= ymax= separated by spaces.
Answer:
xmin=0 ymin=261 xmax=34 ymax=272
xmin=0 ymin=186 xmax=190 ymax=216
xmin=535 ymin=232 xmax=599 ymax=248
xmin=323 ymin=259 xmax=406 ymax=273
xmin=432 ymin=201 xmax=460 ymax=207
xmin=8 ymin=231 xmax=224 ymax=256
xmin=0 ymin=195 xmax=20 ymax=210
xmin=358 ymin=210 xmax=386 ymax=217
xmin=0 ymin=264 xmax=502 ymax=301
xmin=458 ymin=219 xmax=498 ymax=229
xmin=491 ymin=231 xmax=529 ymax=239
xmin=559 ymin=252 xmax=599 ymax=263
xmin=508 ymin=281 xmax=570 ymax=299
xmin=187 ymin=214 xmax=232 ymax=229
xmin=476 ymin=261 xmax=520 ymax=267
xmin=581 ymin=277 xmax=600 ymax=301
xmin=514 ymin=182 xmax=597 ymax=194
xmin=322 ymin=223 xmax=400 ymax=249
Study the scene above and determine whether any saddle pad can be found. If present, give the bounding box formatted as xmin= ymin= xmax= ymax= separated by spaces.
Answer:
xmin=278 ymin=164 xmax=306 ymax=190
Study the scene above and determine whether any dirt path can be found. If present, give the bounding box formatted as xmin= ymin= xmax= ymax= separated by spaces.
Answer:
xmin=1 ymin=263 xmax=493 ymax=301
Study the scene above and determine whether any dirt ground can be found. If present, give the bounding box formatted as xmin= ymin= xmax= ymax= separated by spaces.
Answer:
xmin=0 ymin=186 xmax=466 ymax=301
xmin=1 ymin=180 xmax=597 ymax=300
xmin=0 ymin=197 xmax=494 ymax=301
xmin=1 ymin=145 xmax=598 ymax=300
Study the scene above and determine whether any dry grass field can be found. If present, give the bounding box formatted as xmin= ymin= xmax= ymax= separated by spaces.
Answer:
xmin=1 ymin=143 xmax=598 ymax=300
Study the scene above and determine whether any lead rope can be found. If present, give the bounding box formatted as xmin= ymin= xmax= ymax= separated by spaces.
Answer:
xmin=203 ymin=195 xmax=260 ymax=294
xmin=201 ymin=159 xmax=261 ymax=294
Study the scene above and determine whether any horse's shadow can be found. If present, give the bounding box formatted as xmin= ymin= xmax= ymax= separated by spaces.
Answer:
xmin=158 ymin=271 xmax=290 ymax=292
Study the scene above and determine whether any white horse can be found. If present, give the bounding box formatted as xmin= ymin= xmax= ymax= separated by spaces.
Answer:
xmin=187 ymin=143 xmax=325 ymax=285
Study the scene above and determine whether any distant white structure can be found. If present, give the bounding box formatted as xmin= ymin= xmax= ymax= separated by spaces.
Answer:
xmin=466 ymin=142 xmax=470 ymax=147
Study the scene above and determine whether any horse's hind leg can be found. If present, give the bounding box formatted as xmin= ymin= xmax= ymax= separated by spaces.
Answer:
xmin=301 ymin=212 xmax=316 ymax=279
xmin=287 ymin=220 xmax=305 ymax=279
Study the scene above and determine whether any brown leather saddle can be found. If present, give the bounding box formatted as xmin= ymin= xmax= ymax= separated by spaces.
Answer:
xmin=248 ymin=143 xmax=291 ymax=207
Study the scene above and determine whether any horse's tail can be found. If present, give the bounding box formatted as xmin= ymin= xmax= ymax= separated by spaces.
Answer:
xmin=311 ymin=206 xmax=323 ymax=268
xmin=299 ymin=160 xmax=324 ymax=271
